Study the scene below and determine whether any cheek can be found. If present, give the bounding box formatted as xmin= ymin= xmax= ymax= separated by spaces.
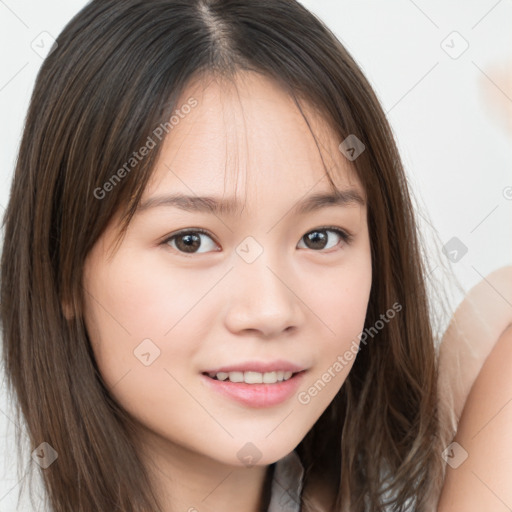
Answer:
xmin=305 ymin=254 xmax=372 ymax=344
xmin=295 ymin=252 xmax=372 ymax=410
xmin=85 ymin=247 xmax=220 ymax=340
xmin=82 ymin=258 xmax=210 ymax=437
xmin=83 ymin=255 xmax=195 ymax=385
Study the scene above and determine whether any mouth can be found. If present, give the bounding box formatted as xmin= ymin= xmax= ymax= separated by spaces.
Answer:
xmin=200 ymin=369 xmax=307 ymax=408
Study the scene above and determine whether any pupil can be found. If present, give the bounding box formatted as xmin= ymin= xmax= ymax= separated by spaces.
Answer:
xmin=305 ymin=230 xmax=327 ymax=250
xmin=177 ymin=233 xmax=200 ymax=252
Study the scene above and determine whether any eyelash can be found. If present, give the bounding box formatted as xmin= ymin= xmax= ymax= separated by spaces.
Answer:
xmin=161 ymin=226 xmax=353 ymax=256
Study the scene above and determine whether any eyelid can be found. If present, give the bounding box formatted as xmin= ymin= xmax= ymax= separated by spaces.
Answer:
xmin=164 ymin=227 xmax=217 ymax=242
xmin=313 ymin=225 xmax=353 ymax=244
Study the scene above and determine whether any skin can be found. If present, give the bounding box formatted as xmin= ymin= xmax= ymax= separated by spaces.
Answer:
xmin=438 ymin=266 xmax=512 ymax=510
xmin=438 ymin=325 xmax=512 ymax=510
xmin=82 ymin=71 xmax=372 ymax=512
xmin=438 ymin=266 xmax=512 ymax=423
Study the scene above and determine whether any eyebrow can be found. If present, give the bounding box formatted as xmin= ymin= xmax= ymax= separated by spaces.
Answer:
xmin=136 ymin=188 xmax=365 ymax=216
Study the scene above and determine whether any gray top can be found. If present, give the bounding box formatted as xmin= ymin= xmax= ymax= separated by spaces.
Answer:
xmin=267 ymin=451 xmax=419 ymax=512
xmin=267 ymin=450 xmax=304 ymax=512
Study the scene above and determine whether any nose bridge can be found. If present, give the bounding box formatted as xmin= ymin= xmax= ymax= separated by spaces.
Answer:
xmin=223 ymin=236 xmax=302 ymax=335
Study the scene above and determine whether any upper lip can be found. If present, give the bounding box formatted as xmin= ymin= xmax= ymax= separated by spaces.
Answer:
xmin=202 ymin=360 xmax=307 ymax=374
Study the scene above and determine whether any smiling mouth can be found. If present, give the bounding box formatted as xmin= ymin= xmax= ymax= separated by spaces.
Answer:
xmin=200 ymin=369 xmax=307 ymax=408
xmin=202 ymin=370 xmax=304 ymax=384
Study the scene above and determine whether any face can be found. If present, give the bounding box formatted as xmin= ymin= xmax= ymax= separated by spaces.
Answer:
xmin=82 ymin=71 xmax=372 ymax=468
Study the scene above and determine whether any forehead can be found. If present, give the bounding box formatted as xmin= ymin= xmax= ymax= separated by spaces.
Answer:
xmin=142 ymin=70 xmax=365 ymax=210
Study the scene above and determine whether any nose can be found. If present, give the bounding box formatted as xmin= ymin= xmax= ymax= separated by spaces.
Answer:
xmin=222 ymin=252 xmax=304 ymax=338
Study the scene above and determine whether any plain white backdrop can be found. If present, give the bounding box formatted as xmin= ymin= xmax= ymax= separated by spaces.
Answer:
xmin=1 ymin=0 xmax=511 ymax=510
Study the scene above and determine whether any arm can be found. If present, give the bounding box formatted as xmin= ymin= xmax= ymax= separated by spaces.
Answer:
xmin=437 ymin=323 xmax=512 ymax=510
xmin=437 ymin=266 xmax=512 ymax=436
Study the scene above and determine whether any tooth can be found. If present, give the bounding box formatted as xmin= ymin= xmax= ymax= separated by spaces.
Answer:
xmin=213 ymin=370 xmax=295 ymax=383
xmin=228 ymin=371 xmax=244 ymax=383
xmin=262 ymin=371 xmax=278 ymax=384
xmin=244 ymin=371 xmax=263 ymax=384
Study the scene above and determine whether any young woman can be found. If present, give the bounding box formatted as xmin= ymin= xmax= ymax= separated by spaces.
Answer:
xmin=1 ymin=0 xmax=450 ymax=510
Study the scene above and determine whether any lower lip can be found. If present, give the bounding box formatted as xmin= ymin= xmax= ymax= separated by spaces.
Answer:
xmin=200 ymin=371 xmax=306 ymax=408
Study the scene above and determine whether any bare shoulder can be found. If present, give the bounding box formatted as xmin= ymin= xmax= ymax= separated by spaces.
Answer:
xmin=437 ymin=324 xmax=512 ymax=511
xmin=438 ymin=265 xmax=512 ymax=422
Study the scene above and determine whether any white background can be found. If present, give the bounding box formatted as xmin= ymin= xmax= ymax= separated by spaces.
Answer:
xmin=1 ymin=0 xmax=511 ymax=510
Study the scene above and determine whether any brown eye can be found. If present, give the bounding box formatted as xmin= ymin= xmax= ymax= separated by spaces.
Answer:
xmin=298 ymin=228 xmax=350 ymax=251
xmin=164 ymin=230 xmax=219 ymax=254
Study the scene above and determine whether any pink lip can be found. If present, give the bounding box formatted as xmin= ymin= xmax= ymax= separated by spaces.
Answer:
xmin=202 ymin=360 xmax=306 ymax=374
xmin=200 ymin=370 xmax=307 ymax=408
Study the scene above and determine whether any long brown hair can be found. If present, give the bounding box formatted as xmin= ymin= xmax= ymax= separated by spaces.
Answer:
xmin=1 ymin=0 xmax=443 ymax=510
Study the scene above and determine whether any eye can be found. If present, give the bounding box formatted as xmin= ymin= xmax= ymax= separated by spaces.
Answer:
xmin=297 ymin=227 xmax=352 ymax=252
xmin=163 ymin=229 xmax=219 ymax=254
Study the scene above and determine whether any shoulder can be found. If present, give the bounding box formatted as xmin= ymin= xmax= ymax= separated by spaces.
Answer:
xmin=437 ymin=324 xmax=512 ymax=511
xmin=438 ymin=266 xmax=512 ymax=427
